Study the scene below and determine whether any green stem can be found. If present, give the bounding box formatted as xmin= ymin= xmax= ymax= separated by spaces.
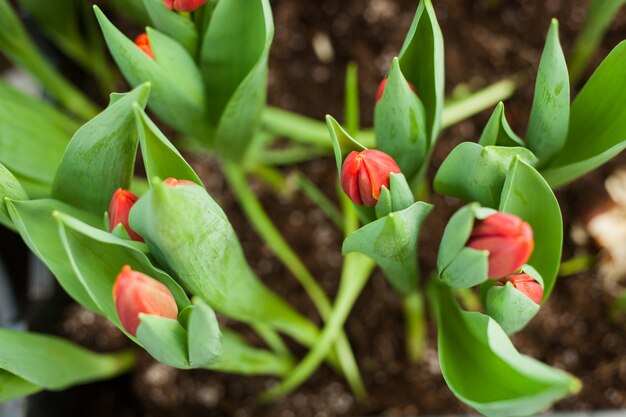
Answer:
xmin=252 ymin=323 xmax=294 ymax=360
xmin=5 ymin=39 xmax=99 ymax=120
xmin=223 ymin=161 xmax=366 ymax=399
xmin=261 ymin=252 xmax=376 ymax=401
xmin=261 ymin=78 xmax=516 ymax=151
xmin=440 ymin=78 xmax=517 ymax=129
xmin=403 ymin=290 xmax=426 ymax=364
xmin=296 ymin=173 xmax=343 ymax=229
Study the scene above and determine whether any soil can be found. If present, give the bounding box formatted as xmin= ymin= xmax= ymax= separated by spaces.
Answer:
xmin=5 ymin=0 xmax=626 ymax=416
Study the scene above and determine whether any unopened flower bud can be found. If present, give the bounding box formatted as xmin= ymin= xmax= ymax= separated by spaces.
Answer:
xmin=135 ymin=33 xmax=153 ymax=59
xmin=375 ymin=78 xmax=418 ymax=102
xmin=163 ymin=0 xmax=207 ymax=12
xmin=466 ymin=212 xmax=534 ymax=279
xmin=495 ymin=273 xmax=543 ymax=304
xmin=163 ymin=177 xmax=197 ymax=187
xmin=113 ymin=265 xmax=178 ymax=336
xmin=340 ymin=149 xmax=401 ymax=206
xmin=109 ymin=189 xmax=144 ymax=242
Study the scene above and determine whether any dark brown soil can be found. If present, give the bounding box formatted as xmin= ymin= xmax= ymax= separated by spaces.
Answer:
xmin=17 ymin=0 xmax=626 ymax=416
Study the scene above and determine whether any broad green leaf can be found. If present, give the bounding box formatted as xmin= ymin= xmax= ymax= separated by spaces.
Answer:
xmin=326 ymin=115 xmax=367 ymax=175
xmin=137 ymin=316 xmax=190 ymax=368
xmin=375 ymin=57 xmax=427 ymax=179
xmin=398 ymin=0 xmax=444 ymax=144
xmin=0 ymin=162 xmax=28 ymax=229
xmin=203 ymin=0 xmax=274 ymax=159
xmin=129 ymin=181 xmax=321 ymax=348
xmin=134 ymin=106 xmax=202 ymax=186
xmin=543 ymin=41 xmax=626 ymax=187
xmin=478 ymin=102 xmax=523 ymax=147
xmin=486 ymin=279 xmax=541 ymax=335
xmin=434 ymin=142 xmax=538 ymax=209
xmin=431 ymin=281 xmax=580 ymax=417
xmin=0 ymin=81 xmax=76 ymax=196
xmin=52 ymin=84 xmax=150 ymax=213
xmin=0 ymin=328 xmax=133 ymax=401
xmin=55 ymin=212 xmax=190 ymax=326
xmin=437 ymin=204 xmax=494 ymax=288
xmin=343 ymin=202 xmax=432 ymax=295
xmin=184 ymin=300 xmax=222 ymax=367
xmin=500 ymin=159 xmax=562 ymax=300
xmin=143 ymin=0 xmax=198 ymax=55
xmin=0 ymin=370 xmax=40 ymax=403
xmin=95 ymin=7 xmax=210 ymax=139
xmin=6 ymin=198 xmax=101 ymax=312
xmin=526 ymin=20 xmax=570 ymax=166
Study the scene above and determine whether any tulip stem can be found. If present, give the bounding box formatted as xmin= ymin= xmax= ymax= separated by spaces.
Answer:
xmin=403 ymin=290 xmax=427 ymax=364
xmin=261 ymin=251 xmax=376 ymax=401
xmin=223 ymin=161 xmax=366 ymax=399
xmin=252 ymin=323 xmax=294 ymax=360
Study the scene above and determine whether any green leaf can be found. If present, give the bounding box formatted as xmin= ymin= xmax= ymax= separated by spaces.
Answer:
xmin=398 ymin=0 xmax=444 ymax=144
xmin=478 ymin=102 xmax=523 ymax=147
xmin=0 ymin=370 xmax=40 ymax=403
xmin=389 ymin=173 xmax=415 ymax=212
xmin=375 ymin=57 xmax=427 ymax=179
xmin=134 ymin=106 xmax=202 ymax=186
xmin=137 ymin=316 xmax=190 ymax=368
xmin=485 ymin=278 xmax=541 ymax=335
xmin=184 ymin=299 xmax=222 ymax=367
xmin=526 ymin=19 xmax=570 ymax=166
xmin=431 ymin=281 xmax=580 ymax=417
xmin=6 ymin=198 xmax=102 ymax=312
xmin=542 ymin=41 xmax=626 ymax=187
xmin=326 ymin=115 xmax=367 ymax=175
xmin=129 ymin=180 xmax=321 ymax=348
xmin=95 ymin=7 xmax=210 ymax=139
xmin=434 ymin=142 xmax=538 ymax=209
xmin=202 ymin=0 xmax=274 ymax=159
xmin=51 ymin=84 xmax=150 ymax=213
xmin=143 ymin=0 xmax=198 ymax=55
xmin=437 ymin=204 xmax=494 ymax=288
xmin=0 ymin=81 xmax=76 ymax=197
xmin=500 ymin=159 xmax=562 ymax=300
xmin=0 ymin=328 xmax=134 ymax=402
xmin=0 ymin=162 xmax=28 ymax=230
xmin=343 ymin=201 xmax=432 ymax=295
xmin=344 ymin=62 xmax=360 ymax=134
xmin=55 ymin=212 xmax=190 ymax=326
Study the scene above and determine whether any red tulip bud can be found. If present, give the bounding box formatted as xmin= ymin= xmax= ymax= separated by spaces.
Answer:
xmin=163 ymin=0 xmax=207 ymax=11
xmin=375 ymin=78 xmax=418 ymax=102
xmin=467 ymin=212 xmax=534 ymax=279
xmin=340 ymin=149 xmax=401 ymax=206
xmin=109 ymin=189 xmax=144 ymax=242
xmin=135 ymin=33 xmax=154 ymax=59
xmin=113 ymin=265 xmax=178 ymax=336
xmin=496 ymin=273 xmax=543 ymax=304
xmin=163 ymin=177 xmax=197 ymax=187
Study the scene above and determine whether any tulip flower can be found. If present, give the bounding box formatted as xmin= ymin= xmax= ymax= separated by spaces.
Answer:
xmin=108 ymin=189 xmax=144 ymax=242
xmin=163 ymin=177 xmax=197 ymax=187
xmin=496 ymin=273 xmax=543 ymax=304
xmin=135 ymin=33 xmax=153 ymax=59
xmin=376 ymin=78 xmax=418 ymax=102
xmin=341 ymin=149 xmax=401 ymax=206
xmin=113 ymin=266 xmax=178 ymax=336
xmin=466 ymin=212 xmax=534 ymax=279
xmin=163 ymin=0 xmax=207 ymax=12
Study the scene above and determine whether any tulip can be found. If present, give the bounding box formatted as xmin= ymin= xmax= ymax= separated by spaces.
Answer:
xmin=113 ymin=265 xmax=178 ymax=336
xmin=163 ymin=0 xmax=207 ymax=12
xmin=108 ymin=189 xmax=144 ymax=242
xmin=466 ymin=212 xmax=534 ymax=279
xmin=376 ymin=78 xmax=418 ymax=102
xmin=135 ymin=33 xmax=153 ymax=59
xmin=340 ymin=149 xmax=401 ymax=206
xmin=163 ymin=177 xmax=197 ymax=187
xmin=495 ymin=273 xmax=543 ymax=304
